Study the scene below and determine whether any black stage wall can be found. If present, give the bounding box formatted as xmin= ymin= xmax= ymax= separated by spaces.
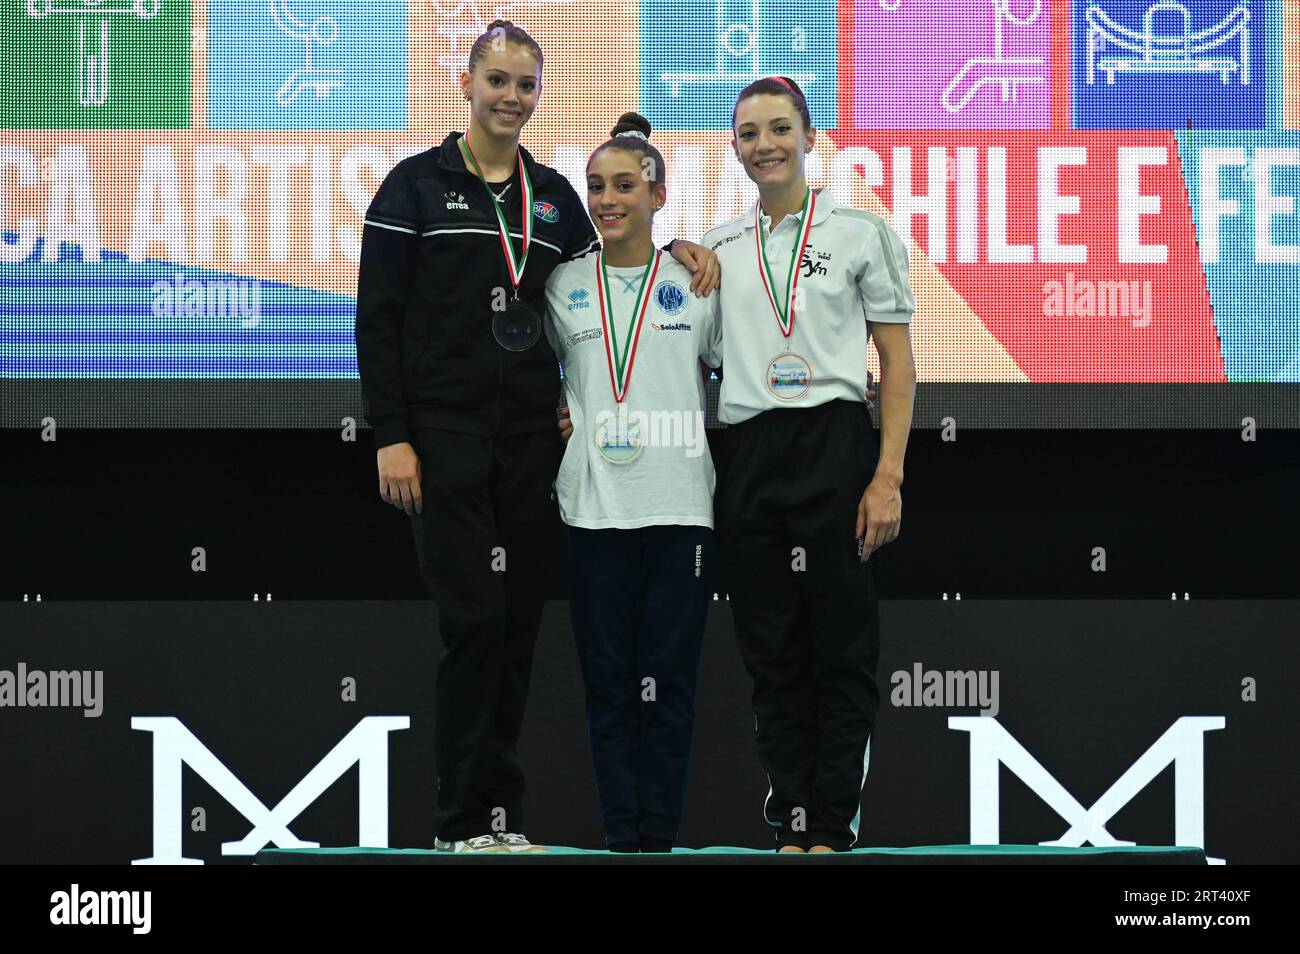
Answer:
xmin=2 ymin=428 xmax=1297 ymax=864
xmin=0 ymin=599 xmax=1293 ymax=864
xmin=3 ymin=428 xmax=1299 ymax=601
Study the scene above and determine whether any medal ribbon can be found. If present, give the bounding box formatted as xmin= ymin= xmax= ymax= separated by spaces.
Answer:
xmin=459 ymin=133 xmax=535 ymax=294
xmin=754 ymin=188 xmax=815 ymax=338
xmin=596 ymin=249 xmax=661 ymax=403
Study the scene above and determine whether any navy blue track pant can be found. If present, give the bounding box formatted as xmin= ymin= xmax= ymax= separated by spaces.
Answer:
xmin=567 ymin=523 xmax=713 ymax=847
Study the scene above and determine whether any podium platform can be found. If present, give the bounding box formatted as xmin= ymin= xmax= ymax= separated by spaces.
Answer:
xmin=255 ymin=845 xmax=1207 ymax=865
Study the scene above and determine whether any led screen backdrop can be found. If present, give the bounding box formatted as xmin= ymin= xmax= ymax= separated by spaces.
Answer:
xmin=1 ymin=0 xmax=1297 ymax=428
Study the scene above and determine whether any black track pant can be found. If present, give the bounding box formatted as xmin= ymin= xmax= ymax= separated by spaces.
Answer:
xmin=408 ymin=426 xmax=561 ymax=841
xmin=716 ymin=399 xmax=882 ymax=852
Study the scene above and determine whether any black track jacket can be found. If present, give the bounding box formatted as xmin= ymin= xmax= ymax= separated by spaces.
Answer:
xmin=355 ymin=132 xmax=600 ymax=448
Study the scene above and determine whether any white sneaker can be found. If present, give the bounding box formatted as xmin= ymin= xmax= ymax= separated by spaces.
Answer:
xmin=434 ymin=834 xmax=509 ymax=853
xmin=494 ymin=832 xmax=548 ymax=853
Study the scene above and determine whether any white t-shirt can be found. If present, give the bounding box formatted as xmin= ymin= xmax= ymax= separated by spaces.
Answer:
xmin=544 ymin=251 xmax=723 ymax=530
xmin=702 ymin=187 xmax=914 ymax=425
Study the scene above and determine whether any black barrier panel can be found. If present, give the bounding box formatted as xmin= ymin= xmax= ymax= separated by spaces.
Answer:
xmin=0 ymin=600 xmax=1293 ymax=864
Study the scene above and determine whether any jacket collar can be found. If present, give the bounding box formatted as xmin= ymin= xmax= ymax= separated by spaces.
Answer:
xmin=435 ymin=131 xmax=544 ymax=182
xmin=744 ymin=186 xmax=835 ymax=231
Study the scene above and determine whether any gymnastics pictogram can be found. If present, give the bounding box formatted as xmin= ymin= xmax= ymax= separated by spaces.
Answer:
xmin=25 ymin=0 xmax=162 ymax=107
xmin=426 ymin=0 xmax=576 ymax=85
xmin=1084 ymin=1 xmax=1251 ymax=86
xmin=271 ymin=0 xmax=343 ymax=106
xmin=659 ymin=0 xmax=816 ymax=96
xmin=880 ymin=0 xmax=1046 ymax=114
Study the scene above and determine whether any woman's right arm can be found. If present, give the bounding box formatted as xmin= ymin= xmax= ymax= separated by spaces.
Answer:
xmin=356 ymin=166 xmax=422 ymax=514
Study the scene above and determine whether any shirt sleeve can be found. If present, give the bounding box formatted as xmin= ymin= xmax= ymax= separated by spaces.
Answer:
xmin=698 ymin=287 xmax=723 ymax=369
xmin=541 ymin=296 xmax=569 ymax=414
xmin=857 ymin=214 xmax=915 ymax=324
xmin=355 ymin=164 xmax=420 ymax=449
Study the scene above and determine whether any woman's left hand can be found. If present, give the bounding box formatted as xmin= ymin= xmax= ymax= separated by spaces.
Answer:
xmin=669 ymin=240 xmax=721 ymax=297
xmin=856 ymin=476 xmax=901 ymax=562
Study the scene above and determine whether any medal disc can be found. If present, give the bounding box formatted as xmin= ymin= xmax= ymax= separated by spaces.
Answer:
xmin=765 ymin=352 xmax=813 ymax=400
xmin=594 ymin=415 xmax=644 ymax=464
xmin=493 ymin=298 xmax=542 ymax=352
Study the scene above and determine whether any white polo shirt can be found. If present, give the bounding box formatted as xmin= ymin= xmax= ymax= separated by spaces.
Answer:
xmin=544 ymin=252 xmax=723 ymax=530
xmin=702 ymin=187 xmax=914 ymax=425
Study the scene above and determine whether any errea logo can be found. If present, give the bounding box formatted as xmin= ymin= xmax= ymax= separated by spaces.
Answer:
xmin=567 ymin=288 xmax=591 ymax=311
xmin=445 ymin=190 xmax=469 ymax=211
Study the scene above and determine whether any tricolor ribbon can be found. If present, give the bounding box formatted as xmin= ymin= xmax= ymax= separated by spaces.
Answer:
xmin=755 ymin=187 xmax=815 ymax=338
xmin=459 ymin=133 xmax=535 ymax=295
xmin=596 ymin=249 xmax=661 ymax=403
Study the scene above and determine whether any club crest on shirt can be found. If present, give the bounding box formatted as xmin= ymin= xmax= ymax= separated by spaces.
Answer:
xmin=800 ymin=246 xmax=830 ymax=277
xmin=533 ymin=200 xmax=559 ymax=223
xmin=654 ymin=280 xmax=687 ymax=316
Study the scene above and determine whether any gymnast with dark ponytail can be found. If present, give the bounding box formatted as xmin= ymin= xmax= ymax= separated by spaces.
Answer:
xmin=544 ymin=111 xmax=724 ymax=853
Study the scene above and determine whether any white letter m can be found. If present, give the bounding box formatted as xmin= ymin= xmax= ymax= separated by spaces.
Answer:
xmin=131 ymin=716 xmax=410 ymax=864
xmin=949 ymin=716 xmax=1226 ymax=864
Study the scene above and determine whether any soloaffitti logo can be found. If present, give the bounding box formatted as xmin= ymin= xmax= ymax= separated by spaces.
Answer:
xmin=650 ymin=322 xmax=691 ymax=332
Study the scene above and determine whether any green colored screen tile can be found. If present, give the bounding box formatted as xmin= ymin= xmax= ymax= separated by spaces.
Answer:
xmin=1 ymin=1 xmax=191 ymax=129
